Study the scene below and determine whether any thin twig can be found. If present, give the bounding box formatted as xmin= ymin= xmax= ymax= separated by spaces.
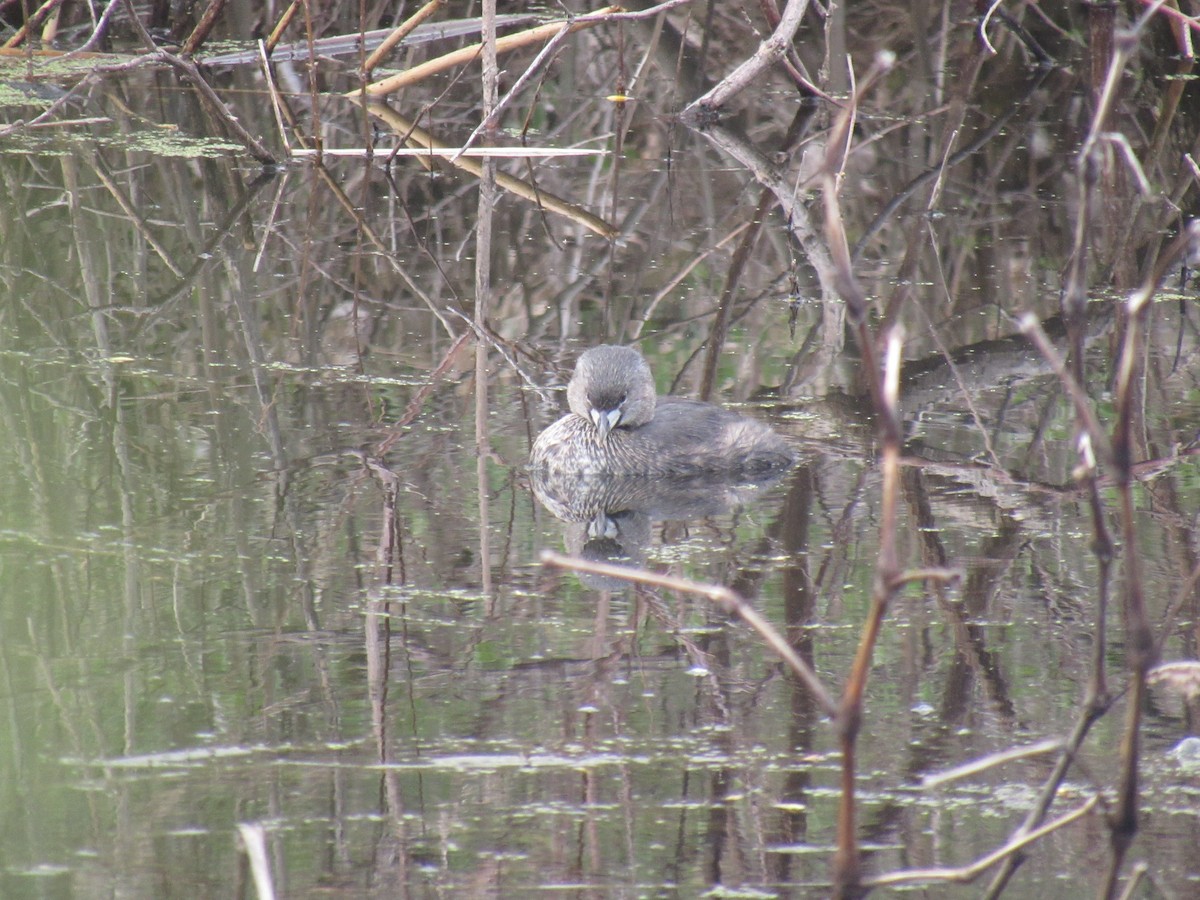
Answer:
xmin=1 ymin=0 xmax=69 ymax=49
xmin=867 ymin=797 xmax=1099 ymax=888
xmin=920 ymin=738 xmax=1065 ymax=789
xmin=682 ymin=0 xmax=812 ymax=121
xmin=540 ymin=550 xmax=841 ymax=719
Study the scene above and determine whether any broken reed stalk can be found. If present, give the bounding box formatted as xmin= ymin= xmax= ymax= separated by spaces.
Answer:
xmin=362 ymin=0 xmax=444 ymax=76
xmin=179 ymin=0 xmax=228 ymax=57
xmin=348 ymin=8 xmax=621 ymax=98
xmin=299 ymin=0 xmax=323 ymax=154
xmin=474 ymin=0 xmax=499 ymax=603
xmin=1 ymin=0 xmax=69 ymax=49
xmin=265 ymin=0 xmax=301 ymax=55
xmin=259 ymin=41 xmax=293 ymax=154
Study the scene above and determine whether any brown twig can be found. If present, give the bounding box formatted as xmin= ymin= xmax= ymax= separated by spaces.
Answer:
xmin=698 ymin=191 xmax=769 ymax=402
xmin=264 ymin=0 xmax=301 ymax=55
xmin=179 ymin=0 xmax=228 ymax=56
xmin=374 ymin=332 xmax=473 ymax=456
xmin=540 ymin=550 xmax=841 ymax=719
xmin=362 ymin=0 xmax=445 ymax=76
xmin=1100 ymin=222 xmax=1198 ymax=896
xmin=1 ymin=0 xmax=69 ymax=49
xmin=989 ymin=14 xmax=1188 ymax=894
xmin=451 ymin=0 xmax=695 ymax=163
xmin=309 ymin=163 xmax=458 ymax=337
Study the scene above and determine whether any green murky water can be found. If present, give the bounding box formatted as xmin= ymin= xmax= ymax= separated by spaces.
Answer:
xmin=2 ymin=3 xmax=1199 ymax=898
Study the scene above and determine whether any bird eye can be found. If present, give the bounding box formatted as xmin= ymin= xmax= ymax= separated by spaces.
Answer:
xmin=618 ymin=393 xmax=627 ymax=405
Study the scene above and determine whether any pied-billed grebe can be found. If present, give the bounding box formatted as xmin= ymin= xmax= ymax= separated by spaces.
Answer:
xmin=530 ymin=345 xmax=795 ymax=477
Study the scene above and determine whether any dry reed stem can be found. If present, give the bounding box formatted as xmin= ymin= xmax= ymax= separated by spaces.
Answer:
xmin=0 ymin=46 xmax=120 ymax=59
xmin=1 ymin=0 xmax=69 ymax=49
xmin=349 ymin=8 xmax=620 ymax=99
xmin=1016 ymin=314 xmax=1113 ymax=464
xmin=450 ymin=0 xmax=695 ymax=162
xmin=291 ymin=147 xmax=604 ymax=158
xmin=163 ymin=50 xmax=277 ymax=163
xmin=446 ymin=310 xmax=551 ymax=403
xmin=356 ymin=101 xmax=617 ymax=239
xmin=540 ymin=550 xmax=841 ymax=719
xmin=631 ymin=222 xmax=754 ymax=341
xmin=982 ymin=669 xmax=1113 ymax=899
xmin=362 ymin=0 xmax=445 ymax=76
xmin=698 ymin=191 xmax=769 ymax=402
xmin=235 ymin=823 xmax=277 ymax=900
xmin=265 ymin=0 xmax=301 ymax=55
xmin=71 ymin=0 xmax=125 ymax=54
xmin=1133 ymin=0 xmax=1187 ymax=35
xmin=259 ymin=41 xmax=292 ymax=154
xmin=474 ymin=0 xmax=498 ymax=603
xmin=179 ymin=0 xmax=228 ymax=56
xmin=1100 ymin=224 xmax=1199 ymax=896
xmin=116 ymin=0 xmax=276 ymax=164
xmin=691 ymin=125 xmax=837 ymax=302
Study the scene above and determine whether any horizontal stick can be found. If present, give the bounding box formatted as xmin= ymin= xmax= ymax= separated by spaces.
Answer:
xmin=290 ymin=146 xmax=606 ymax=158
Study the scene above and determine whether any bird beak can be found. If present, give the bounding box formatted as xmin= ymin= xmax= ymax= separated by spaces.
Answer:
xmin=591 ymin=407 xmax=621 ymax=440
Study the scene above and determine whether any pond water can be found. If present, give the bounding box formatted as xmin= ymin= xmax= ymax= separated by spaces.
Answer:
xmin=1 ymin=3 xmax=1200 ymax=898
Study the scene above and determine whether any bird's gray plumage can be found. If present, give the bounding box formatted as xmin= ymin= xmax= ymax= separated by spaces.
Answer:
xmin=531 ymin=345 xmax=794 ymax=477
